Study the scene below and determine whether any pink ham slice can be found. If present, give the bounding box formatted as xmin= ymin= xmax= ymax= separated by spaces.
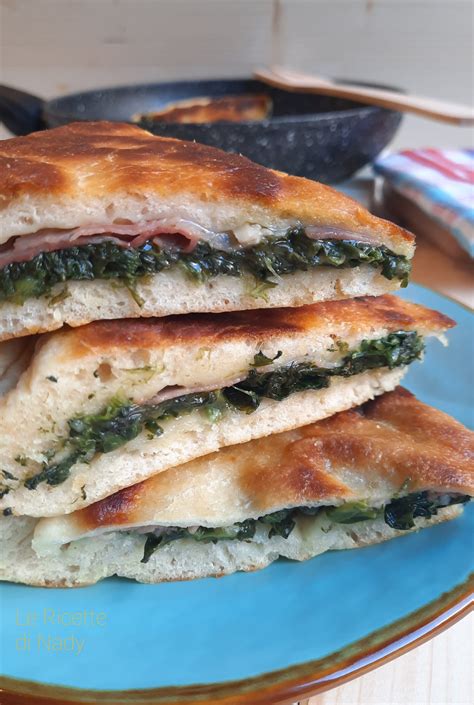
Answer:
xmin=0 ymin=219 xmax=378 ymax=270
xmin=141 ymin=373 xmax=248 ymax=406
xmin=0 ymin=218 xmax=210 ymax=269
xmin=0 ymin=234 xmax=130 ymax=269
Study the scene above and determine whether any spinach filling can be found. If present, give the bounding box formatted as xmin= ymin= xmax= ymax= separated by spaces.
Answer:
xmin=0 ymin=228 xmax=411 ymax=305
xmin=23 ymin=331 xmax=424 ymax=491
xmin=140 ymin=492 xmax=471 ymax=563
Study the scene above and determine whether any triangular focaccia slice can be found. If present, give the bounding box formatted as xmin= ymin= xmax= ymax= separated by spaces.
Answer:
xmin=0 ymin=122 xmax=414 ymax=342
xmin=0 ymin=295 xmax=453 ymax=517
xmin=1 ymin=388 xmax=472 ymax=587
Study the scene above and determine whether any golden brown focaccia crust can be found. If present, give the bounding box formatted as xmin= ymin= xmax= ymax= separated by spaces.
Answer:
xmin=65 ymin=387 xmax=473 ymax=536
xmin=137 ymin=94 xmax=272 ymax=123
xmin=0 ymin=121 xmax=414 ymax=253
xmin=47 ymin=294 xmax=454 ymax=362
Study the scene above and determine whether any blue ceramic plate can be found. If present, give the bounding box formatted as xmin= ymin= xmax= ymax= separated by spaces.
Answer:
xmin=0 ymin=284 xmax=472 ymax=705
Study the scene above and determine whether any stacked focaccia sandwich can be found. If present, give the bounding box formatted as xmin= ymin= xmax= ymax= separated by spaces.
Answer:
xmin=0 ymin=122 xmax=471 ymax=586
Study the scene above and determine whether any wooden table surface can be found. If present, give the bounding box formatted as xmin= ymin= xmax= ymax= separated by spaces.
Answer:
xmin=0 ymin=127 xmax=472 ymax=705
xmin=305 ymin=614 xmax=473 ymax=705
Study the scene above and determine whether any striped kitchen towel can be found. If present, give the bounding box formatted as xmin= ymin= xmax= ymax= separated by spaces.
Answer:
xmin=374 ymin=149 xmax=474 ymax=257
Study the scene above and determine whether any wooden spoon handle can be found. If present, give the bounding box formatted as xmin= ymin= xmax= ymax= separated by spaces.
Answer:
xmin=255 ymin=68 xmax=474 ymax=126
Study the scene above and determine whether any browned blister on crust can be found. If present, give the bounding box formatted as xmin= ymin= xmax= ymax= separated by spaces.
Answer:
xmin=71 ymin=387 xmax=473 ymax=535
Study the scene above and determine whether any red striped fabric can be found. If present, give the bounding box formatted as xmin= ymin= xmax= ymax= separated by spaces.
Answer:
xmin=402 ymin=150 xmax=474 ymax=183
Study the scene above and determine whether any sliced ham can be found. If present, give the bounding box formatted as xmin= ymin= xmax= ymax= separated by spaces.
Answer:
xmin=0 ymin=218 xmax=378 ymax=270
xmin=0 ymin=234 xmax=131 ymax=269
xmin=141 ymin=373 xmax=248 ymax=407
xmin=0 ymin=218 xmax=218 ymax=269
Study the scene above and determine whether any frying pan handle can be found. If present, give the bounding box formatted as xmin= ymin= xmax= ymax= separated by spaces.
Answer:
xmin=0 ymin=85 xmax=45 ymax=135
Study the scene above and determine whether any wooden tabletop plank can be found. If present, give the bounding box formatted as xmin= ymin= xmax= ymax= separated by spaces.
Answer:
xmin=307 ymin=613 xmax=473 ymax=705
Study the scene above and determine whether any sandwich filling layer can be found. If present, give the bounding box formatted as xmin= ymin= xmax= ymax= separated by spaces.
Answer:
xmin=19 ymin=330 xmax=424 ymax=492
xmin=0 ymin=227 xmax=411 ymax=306
xmin=138 ymin=492 xmax=471 ymax=563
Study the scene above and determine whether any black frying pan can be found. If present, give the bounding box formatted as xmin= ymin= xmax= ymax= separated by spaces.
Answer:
xmin=0 ymin=78 xmax=402 ymax=182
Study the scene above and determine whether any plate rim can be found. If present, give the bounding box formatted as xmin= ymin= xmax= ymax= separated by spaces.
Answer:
xmin=1 ymin=283 xmax=472 ymax=704
xmin=1 ymin=575 xmax=472 ymax=704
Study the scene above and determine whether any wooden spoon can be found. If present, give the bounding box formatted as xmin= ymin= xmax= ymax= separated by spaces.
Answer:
xmin=255 ymin=66 xmax=474 ymax=126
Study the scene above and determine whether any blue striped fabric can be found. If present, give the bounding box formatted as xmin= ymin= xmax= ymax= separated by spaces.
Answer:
xmin=374 ymin=149 xmax=474 ymax=257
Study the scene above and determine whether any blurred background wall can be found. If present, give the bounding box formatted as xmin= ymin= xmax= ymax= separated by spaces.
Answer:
xmin=1 ymin=0 xmax=473 ymax=148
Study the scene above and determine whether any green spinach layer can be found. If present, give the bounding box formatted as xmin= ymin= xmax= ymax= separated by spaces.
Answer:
xmin=23 ymin=331 xmax=424 ymax=491
xmin=140 ymin=492 xmax=471 ymax=563
xmin=0 ymin=228 xmax=411 ymax=305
